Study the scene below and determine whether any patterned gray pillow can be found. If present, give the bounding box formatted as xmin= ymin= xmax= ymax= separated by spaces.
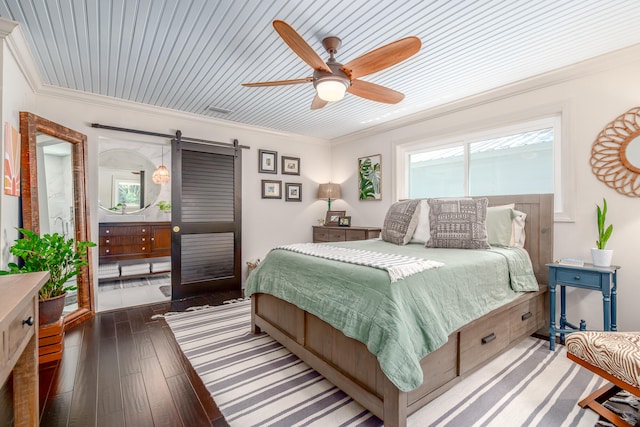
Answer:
xmin=426 ymin=198 xmax=490 ymax=249
xmin=381 ymin=199 xmax=421 ymax=245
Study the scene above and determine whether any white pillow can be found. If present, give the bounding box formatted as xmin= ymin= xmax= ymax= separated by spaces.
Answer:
xmin=510 ymin=209 xmax=527 ymax=248
xmin=410 ymin=199 xmax=430 ymax=243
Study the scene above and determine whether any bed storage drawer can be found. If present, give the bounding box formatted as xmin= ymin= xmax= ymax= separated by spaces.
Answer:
xmin=509 ymin=295 xmax=543 ymax=341
xmin=459 ymin=310 xmax=509 ymax=374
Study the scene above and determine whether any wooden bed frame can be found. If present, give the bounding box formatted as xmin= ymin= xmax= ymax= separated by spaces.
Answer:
xmin=251 ymin=194 xmax=554 ymax=427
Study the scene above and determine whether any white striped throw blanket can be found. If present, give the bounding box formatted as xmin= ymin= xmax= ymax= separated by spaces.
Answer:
xmin=274 ymin=243 xmax=444 ymax=282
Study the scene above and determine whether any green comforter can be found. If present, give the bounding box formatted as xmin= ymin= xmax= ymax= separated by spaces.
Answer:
xmin=244 ymin=239 xmax=538 ymax=392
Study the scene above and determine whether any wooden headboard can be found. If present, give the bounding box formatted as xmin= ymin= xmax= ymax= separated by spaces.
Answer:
xmin=480 ymin=194 xmax=553 ymax=285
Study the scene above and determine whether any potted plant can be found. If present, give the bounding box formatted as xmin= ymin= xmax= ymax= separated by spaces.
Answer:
xmin=0 ymin=228 xmax=95 ymax=325
xmin=591 ymin=198 xmax=614 ymax=267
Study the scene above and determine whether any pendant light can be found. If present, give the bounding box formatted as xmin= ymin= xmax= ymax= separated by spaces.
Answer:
xmin=152 ymin=146 xmax=170 ymax=184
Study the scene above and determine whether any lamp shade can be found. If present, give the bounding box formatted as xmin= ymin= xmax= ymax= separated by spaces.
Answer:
xmin=317 ymin=183 xmax=341 ymax=200
xmin=152 ymin=165 xmax=170 ymax=184
xmin=316 ymin=79 xmax=348 ymax=102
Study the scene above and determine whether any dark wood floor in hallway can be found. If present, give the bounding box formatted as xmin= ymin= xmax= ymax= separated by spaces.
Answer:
xmin=39 ymin=291 xmax=242 ymax=427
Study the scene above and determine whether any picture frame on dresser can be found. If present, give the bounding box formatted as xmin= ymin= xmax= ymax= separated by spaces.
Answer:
xmin=258 ymin=149 xmax=277 ymax=174
xmin=338 ymin=216 xmax=351 ymax=227
xmin=325 ymin=210 xmax=346 ymax=226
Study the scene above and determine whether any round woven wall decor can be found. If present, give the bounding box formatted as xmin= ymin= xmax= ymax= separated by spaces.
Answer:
xmin=590 ymin=106 xmax=640 ymax=197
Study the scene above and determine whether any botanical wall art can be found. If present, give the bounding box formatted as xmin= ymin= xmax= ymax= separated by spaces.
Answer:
xmin=358 ymin=154 xmax=381 ymax=200
xmin=259 ymin=149 xmax=277 ymax=174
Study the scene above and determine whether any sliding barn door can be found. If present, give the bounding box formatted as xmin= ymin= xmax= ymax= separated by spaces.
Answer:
xmin=170 ymin=138 xmax=241 ymax=299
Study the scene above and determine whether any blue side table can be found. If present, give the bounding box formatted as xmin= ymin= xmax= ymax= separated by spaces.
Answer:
xmin=547 ymin=263 xmax=620 ymax=350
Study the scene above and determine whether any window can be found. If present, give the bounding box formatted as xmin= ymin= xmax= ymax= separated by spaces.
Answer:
xmin=402 ymin=116 xmax=559 ymax=205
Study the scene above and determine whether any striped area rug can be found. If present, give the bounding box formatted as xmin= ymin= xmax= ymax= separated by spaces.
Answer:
xmin=165 ymin=300 xmax=608 ymax=427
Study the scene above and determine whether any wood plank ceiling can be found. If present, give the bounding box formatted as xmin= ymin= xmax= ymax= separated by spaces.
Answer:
xmin=1 ymin=0 xmax=639 ymax=140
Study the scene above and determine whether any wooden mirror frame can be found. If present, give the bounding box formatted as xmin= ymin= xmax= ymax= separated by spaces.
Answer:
xmin=20 ymin=112 xmax=94 ymax=329
xmin=590 ymin=106 xmax=640 ymax=197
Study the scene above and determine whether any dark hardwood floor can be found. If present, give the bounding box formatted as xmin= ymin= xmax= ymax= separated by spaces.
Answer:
xmin=38 ymin=290 xmax=243 ymax=427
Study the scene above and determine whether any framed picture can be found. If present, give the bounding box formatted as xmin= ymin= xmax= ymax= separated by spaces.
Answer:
xmin=358 ymin=154 xmax=382 ymax=200
xmin=261 ymin=179 xmax=281 ymax=199
xmin=259 ymin=149 xmax=277 ymax=174
xmin=285 ymin=182 xmax=302 ymax=201
xmin=325 ymin=210 xmax=346 ymax=226
xmin=282 ymin=156 xmax=300 ymax=175
xmin=338 ymin=216 xmax=351 ymax=227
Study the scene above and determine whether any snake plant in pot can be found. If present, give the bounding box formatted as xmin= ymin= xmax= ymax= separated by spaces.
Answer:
xmin=591 ymin=198 xmax=614 ymax=267
xmin=0 ymin=228 xmax=95 ymax=325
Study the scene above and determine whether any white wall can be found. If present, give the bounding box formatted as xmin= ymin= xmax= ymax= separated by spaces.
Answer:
xmin=0 ymin=26 xmax=37 ymax=266
xmin=330 ymin=44 xmax=640 ymax=331
xmin=32 ymin=88 xmax=332 ymax=290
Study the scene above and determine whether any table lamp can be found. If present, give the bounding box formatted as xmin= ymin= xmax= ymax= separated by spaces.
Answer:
xmin=317 ymin=183 xmax=341 ymax=211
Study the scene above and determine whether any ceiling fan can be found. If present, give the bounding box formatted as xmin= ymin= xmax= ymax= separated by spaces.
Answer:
xmin=242 ymin=20 xmax=421 ymax=110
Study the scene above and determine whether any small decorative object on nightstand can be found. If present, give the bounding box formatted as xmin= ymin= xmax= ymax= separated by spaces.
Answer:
xmin=547 ymin=262 xmax=620 ymax=350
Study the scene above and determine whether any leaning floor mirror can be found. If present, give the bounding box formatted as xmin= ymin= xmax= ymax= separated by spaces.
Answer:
xmin=20 ymin=112 xmax=94 ymax=329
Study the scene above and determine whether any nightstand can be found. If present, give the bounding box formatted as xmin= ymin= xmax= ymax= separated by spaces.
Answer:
xmin=546 ymin=263 xmax=620 ymax=350
xmin=312 ymin=225 xmax=381 ymax=243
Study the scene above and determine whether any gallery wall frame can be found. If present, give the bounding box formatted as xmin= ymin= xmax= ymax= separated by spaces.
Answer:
xmin=261 ymin=179 xmax=282 ymax=199
xmin=285 ymin=182 xmax=302 ymax=201
xmin=259 ymin=149 xmax=277 ymax=174
xmin=282 ymin=156 xmax=300 ymax=175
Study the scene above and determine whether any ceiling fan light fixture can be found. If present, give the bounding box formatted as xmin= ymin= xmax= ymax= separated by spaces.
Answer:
xmin=315 ymin=78 xmax=349 ymax=102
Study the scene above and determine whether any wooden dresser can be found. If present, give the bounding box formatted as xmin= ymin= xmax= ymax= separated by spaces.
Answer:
xmin=99 ymin=222 xmax=171 ymax=262
xmin=312 ymin=225 xmax=381 ymax=243
xmin=0 ymin=271 xmax=49 ymax=427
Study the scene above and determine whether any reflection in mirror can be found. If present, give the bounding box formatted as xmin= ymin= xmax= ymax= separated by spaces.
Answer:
xmin=98 ymin=149 xmax=162 ymax=214
xmin=624 ymin=135 xmax=640 ymax=170
xmin=37 ymin=133 xmax=75 ymax=237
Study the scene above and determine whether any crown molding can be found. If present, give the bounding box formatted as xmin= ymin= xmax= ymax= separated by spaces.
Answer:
xmin=331 ymin=42 xmax=640 ymax=145
xmin=37 ymin=84 xmax=330 ymax=144
xmin=0 ymin=18 xmax=43 ymax=93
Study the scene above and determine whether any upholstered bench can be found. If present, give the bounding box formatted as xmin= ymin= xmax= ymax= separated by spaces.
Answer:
xmin=566 ymin=331 xmax=640 ymax=426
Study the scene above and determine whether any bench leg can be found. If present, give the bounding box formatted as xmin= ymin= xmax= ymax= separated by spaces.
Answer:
xmin=578 ymin=383 xmax=631 ymax=427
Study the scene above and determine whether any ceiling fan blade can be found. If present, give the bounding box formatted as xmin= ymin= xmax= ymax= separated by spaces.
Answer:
xmin=242 ymin=77 xmax=313 ymax=87
xmin=348 ymin=79 xmax=404 ymax=104
xmin=341 ymin=36 xmax=421 ymax=80
xmin=310 ymin=94 xmax=328 ymax=110
xmin=273 ymin=20 xmax=331 ymax=73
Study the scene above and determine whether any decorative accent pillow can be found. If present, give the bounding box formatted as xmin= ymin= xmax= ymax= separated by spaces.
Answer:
xmin=381 ymin=199 xmax=421 ymax=245
xmin=426 ymin=198 xmax=490 ymax=249
xmin=410 ymin=199 xmax=430 ymax=243
xmin=486 ymin=204 xmax=515 ymax=247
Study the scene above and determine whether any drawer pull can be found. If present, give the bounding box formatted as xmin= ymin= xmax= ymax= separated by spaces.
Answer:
xmin=142 ymin=247 xmax=146 ymax=250
xmin=481 ymin=333 xmax=496 ymax=345
xmin=521 ymin=312 xmax=533 ymax=321
xmin=105 ymin=239 xmax=110 ymax=243
xmin=106 ymin=249 xmax=110 ymax=253
xmin=106 ymin=229 xmax=110 ymax=234
xmin=142 ymin=238 xmax=146 ymax=242
xmin=574 ymin=275 xmax=581 ymax=280
xmin=22 ymin=316 xmax=34 ymax=326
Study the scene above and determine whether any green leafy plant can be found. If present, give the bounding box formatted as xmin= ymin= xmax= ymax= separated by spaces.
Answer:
xmin=359 ymin=158 xmax=381 ymax=200
xmin=595 ymin=198 xmax=613 ymax=250
xmin=0 ymin=228 xmax=96 ymax=300
xmin=156 ymin=200 xmax=171 ymax=212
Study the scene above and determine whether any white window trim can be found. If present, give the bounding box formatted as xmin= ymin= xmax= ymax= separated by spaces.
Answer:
xmin=394 ymin=109 xmax=574 ymax=222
